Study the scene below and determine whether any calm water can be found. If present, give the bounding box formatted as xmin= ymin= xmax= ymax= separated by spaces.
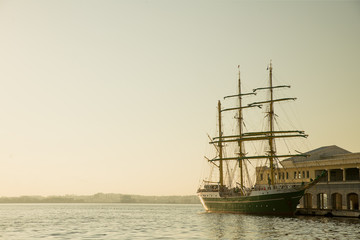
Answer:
xmin=0 ymin=204 xmax=359 ymax=239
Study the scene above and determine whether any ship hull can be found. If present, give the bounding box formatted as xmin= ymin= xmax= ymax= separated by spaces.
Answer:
xmin=198 ymin=189 xmax=305 ymax=216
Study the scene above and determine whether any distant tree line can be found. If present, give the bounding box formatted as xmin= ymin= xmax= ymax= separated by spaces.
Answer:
xmin=0 ymin=193 xmax=200 ymax=204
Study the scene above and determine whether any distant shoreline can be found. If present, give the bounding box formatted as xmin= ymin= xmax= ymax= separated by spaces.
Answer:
xmin=0 ymin=193 xmax=200 ymax=204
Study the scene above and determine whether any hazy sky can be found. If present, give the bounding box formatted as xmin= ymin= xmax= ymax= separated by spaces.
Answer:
xmin=0 ymin=0 xmax=359 ymax=196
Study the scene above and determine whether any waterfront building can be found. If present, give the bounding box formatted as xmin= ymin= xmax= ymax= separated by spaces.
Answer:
xmin=255 ymin=145 xmax=360 ymax=216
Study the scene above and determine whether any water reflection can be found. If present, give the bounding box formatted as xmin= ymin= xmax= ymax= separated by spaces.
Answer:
xmin=1 ymin=204 xmax=359 ymax=239
xmin=199 ymin=212 xmax=360 ymax=240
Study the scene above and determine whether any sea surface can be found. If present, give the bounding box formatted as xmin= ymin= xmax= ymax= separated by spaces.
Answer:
xmin=0 ymin=203 xmax=359 ymax=239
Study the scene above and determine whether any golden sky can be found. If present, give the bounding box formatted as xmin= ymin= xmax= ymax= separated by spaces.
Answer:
xmin=0 ymin=0 xmax=359 ymax=196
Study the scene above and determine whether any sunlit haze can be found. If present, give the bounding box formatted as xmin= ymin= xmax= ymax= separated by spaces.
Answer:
xmin=0 ymin=0 xmax=359 ymax=196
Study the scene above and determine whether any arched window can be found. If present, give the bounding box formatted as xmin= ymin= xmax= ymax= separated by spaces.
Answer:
xmin=347 ymin=193 xmax=359 ymax=210
xmin=317 ymin=193 xmax=327 ymax=209
xmin=304 ymin=193 xmax=312 ymax=209
xmin=331 ymin=193 xmax=342 ymax=210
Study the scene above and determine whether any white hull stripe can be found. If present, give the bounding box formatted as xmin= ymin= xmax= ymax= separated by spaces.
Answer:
xmin=203 ymin=194 xmax=303 ymax=204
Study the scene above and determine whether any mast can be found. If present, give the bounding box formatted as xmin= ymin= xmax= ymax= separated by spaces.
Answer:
xmin=268 ymin=60 xmax=276 ymax=186
xmin=217 ymin=100 xmax=224 ymax=187
xmin=208 ymin=62 xmax=308 ymax=186
xmin=237 ymin=66 xmax=244 ymax=189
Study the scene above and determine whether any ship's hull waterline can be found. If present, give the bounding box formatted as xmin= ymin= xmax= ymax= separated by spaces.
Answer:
xmin=198 ymin=189 xmax=305 ymax=216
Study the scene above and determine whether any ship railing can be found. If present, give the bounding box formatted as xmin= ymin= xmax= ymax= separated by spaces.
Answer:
xmin=254 ymin=184 xmax=302 ymax=191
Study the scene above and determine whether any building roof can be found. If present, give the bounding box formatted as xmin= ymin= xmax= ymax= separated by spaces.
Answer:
xmin=282 ymin=145 xmax=352 ymax=163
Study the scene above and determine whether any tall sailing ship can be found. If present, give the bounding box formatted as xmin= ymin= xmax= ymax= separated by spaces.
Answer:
xmin=197 ymin=61 xmax=324 ymax=216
